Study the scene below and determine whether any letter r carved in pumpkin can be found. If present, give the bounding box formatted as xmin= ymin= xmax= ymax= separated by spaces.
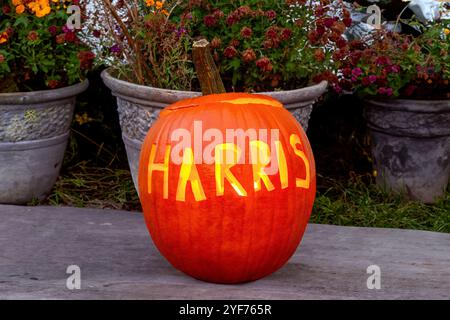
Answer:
xmin=138 ymin=93 xmax=316 ymax=284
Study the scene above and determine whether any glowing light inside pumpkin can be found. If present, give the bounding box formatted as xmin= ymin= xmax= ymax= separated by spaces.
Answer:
xmin=220 ymin=98 xmax=283 ymax=108
xmin=176 ymin=147 xmax=206 ymax=202
xmin=148 ymin=144 xmax=171 ymax=199
xmin=290 ymin=134 xmax=310 ymax=189
xmin=215 ymin=143 xmax=248 ymax=197
xmin=146 ymin=134 xmax=311 ymax=201
xmin=250 ymin=140 xmax=275 ymax=192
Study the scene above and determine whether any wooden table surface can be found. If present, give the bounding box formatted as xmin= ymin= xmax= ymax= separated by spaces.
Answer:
xmin=0 ymin=205 xmax=449 ymax=300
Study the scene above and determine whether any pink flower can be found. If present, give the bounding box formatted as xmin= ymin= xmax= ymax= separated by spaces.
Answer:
xmin=256 ymin=57 xmax=273 ymax=72
xmin=266 ymin=26 xmax=278 ymax=40
xmin=265 ymin=10 xmax=276 ymax=20
xmin=377 ymin=87 xmax=393 ymax=96
xmin=391 ymin=65 xmax=400 ymax=73
xmin=362 ymin=77 xmax=371 ymax=86
xmin=48 ymin=25 xmax=58 ymax=36
xmin=213 ymin=10 xmax=224 ymax=19
xmin=336 ymin=38 xmax=347 ymax=48
xmin=204 ymin=15 xmax=217 ymax=27
xmin=376 ymin=56 xmax=392 ymax=66
xmin=226 ymin=14 xmax=238 ymax=26
xmin=342 ymin=68 xmax=352 ymax=77
xmin=3 ymin=5 xmax=11 ymax=14
xmin=316 ymin=26 xmax=325 ymax=36
xmin=224 ymin=46 xmax=238 ymax=58
xmin=343 ymin=18 xmax=352 ymax=27
xmin=324 ymin=18 xmax=335 ymax=28
xmin=65 ymin=31 xmax=76 ymax=43
xmin=369 ymin=75 xmax=377 ymax=83
xmin=240 ymin=27 xmax=252 ymax=39
xmin=352 ymin=68 xmax=362 ymax=77
xmin=333 ymin=84 xmax=343 ymax=93
xmin=280 ymin=28 xmax=292 ymax=41
xmin=378 ymin=87 xmax=386 ymax=95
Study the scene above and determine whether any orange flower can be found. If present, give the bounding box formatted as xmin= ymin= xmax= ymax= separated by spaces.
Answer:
xmin=12 ymin=0 xmax=23 ymax=6
xmin=15 ymin=4 xmax=25 ymax=14
xmin=28 ymin=0 xmax=51 ymax=18
xmin=146 ymin=0 xmax=155 ymax=6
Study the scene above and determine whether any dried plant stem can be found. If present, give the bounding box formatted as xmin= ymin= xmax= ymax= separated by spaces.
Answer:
xmin=192 ymin=39 xmax=226 ymax=95
xmin=102 ymin=0 xmax=145 ymax=84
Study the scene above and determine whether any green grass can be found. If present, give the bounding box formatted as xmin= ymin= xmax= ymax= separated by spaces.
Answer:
xmin=36 ymin=162 xmax=141 ymax=211
xmin=311 ymin=175 xmax=450 ymax=233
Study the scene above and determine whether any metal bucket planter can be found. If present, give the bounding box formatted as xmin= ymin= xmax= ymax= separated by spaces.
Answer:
xmin=365 ymin=99 xmax=450 ymax=203
xmin=101 ymin=68 xmax=327 ymax=191
xmin=0 ymin=81 xmax=89 ymax=204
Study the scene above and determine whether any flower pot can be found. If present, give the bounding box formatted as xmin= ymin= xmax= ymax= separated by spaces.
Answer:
xmin=365 ymin=99 xmax=450 ymax=203
xmin=101 ymin=69 xmax=327 ymax=191
xmin=0 ymin=81 xmax=89 ymax=204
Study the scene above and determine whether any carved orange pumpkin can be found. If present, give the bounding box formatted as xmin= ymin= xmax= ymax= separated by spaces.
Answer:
xmin=138 ymin=93 xmax=316 ymax=284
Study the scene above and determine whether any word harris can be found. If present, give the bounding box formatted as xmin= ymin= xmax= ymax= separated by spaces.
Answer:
xmin=145 ymin=133 xmax=311 ymax=202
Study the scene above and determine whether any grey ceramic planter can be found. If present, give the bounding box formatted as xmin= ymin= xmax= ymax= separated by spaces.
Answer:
xmin=365 ymin=99 xmax=450 ymax=203
xmin=0 ymin=81 xmax=89 ymax=204
xmin=101 ymin=69 xmax=327 ymax=191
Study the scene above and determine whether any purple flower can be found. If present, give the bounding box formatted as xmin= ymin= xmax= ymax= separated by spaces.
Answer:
xmin=175 ymin=27 xmax=187 ymax=38
xmin=48 ymin=25 xmax=58 ymax=35
xmin=110 ymin=44 xmax=121 ymax=53
xmin=333 ymin=84 xmax=343 ymax=93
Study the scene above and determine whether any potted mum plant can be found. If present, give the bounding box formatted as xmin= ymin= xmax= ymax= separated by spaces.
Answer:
xmin=0 ymin=0 xmax=95 ymax=204
xmin=98 ymin=0 xmax=350 ymax=189
xmin=335 ymin=17 xmax=450 ymax=203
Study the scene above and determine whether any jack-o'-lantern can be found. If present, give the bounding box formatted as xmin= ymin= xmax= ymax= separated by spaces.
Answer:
xmin=138 ymin=92 xmax=316 ymax=284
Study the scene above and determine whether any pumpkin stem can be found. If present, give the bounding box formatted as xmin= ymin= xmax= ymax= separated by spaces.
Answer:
xmin=193 ymin=39 xmax=226 ymax=95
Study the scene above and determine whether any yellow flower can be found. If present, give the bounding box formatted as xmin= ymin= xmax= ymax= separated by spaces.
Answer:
xmin=444 ymin=28 xmax=450 ymax=36
xmin=0 ymin=32 xmax=8 ymax=44
xmin=16 ymin=4 xmax=25 ymax=14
